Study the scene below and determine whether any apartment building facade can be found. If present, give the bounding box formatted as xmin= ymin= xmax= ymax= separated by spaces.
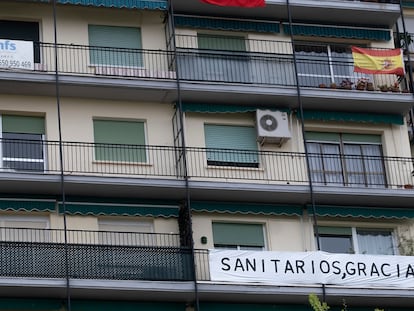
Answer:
xmin=0 ymin=0 xmax=413 ymax=310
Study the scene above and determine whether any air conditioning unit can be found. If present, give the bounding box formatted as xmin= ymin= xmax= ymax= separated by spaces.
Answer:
xmin=256 ymin=110 xmax=291 ymax=145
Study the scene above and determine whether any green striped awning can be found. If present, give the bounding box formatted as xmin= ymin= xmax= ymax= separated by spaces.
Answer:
xmin=308 ymin=205 xmax=414 ymax=219
xmin=174 ymin=16 xmax=280 ymax=33
xmin=283 ymin=23 xmax=391 ymax=41
xmin=0 ymin=199 xmax=56 ymax=212
xmin=35 ymin=0 xmax=167 ymax=10
xmin=301 ymin=110 xmax=404 ymax=125
xmin=59 ymin=202 xmax=179 ymax=217
xmin=181 ymin=103 xmax=289 ymax=113
xmin=191 ymin=201 xmax=303 ymax=216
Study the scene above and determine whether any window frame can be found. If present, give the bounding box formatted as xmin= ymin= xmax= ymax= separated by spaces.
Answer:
xmin=294 ymin=42 xmax=371 ymax=87
xmin=88 ymin=24 xmax=143 ymax=68
xmin=212 ymin=222 xmax=266 ymax=251
xmin=93 ymin=119 xmax=148 ymax=163
xmin=306 ymin=133 xmax=386 ymax=187
xmin=317 ymin=225 xmax=397 ymax=255
xmin=0 ymin=115 xmax=46 ymax=172
xmin=204 ymin=123 xmax=259 ymax=168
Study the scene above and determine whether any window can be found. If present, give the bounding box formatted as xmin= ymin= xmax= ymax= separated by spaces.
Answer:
xmin=318 ymin=226 xmax=395 ymax=255
xmin=98 ymin=219 xmax=153 ymax=246
xmin=0 ymin=20 xmax=40 ymax=63
xmin=93 ymin=119 xmax=146 ymax=162
xmin=295 ymin=43 xmax=364 ymax=87
xmin=195 ymin=33 xmax=250 ymax=82
xmin=212 ymin=222 xmax=265 ymax=250
xmin=204 ymin=124 xmax=258 ymax=167
xmin=88 ymin=25 xmax=142 ymax=67
xmin=1 ymin=115 xmax=45 ymax=172
xmin=0 ymin=216 xmax=49 ymax=242
xmin=306 ymin=132 xmax=386 ymax=187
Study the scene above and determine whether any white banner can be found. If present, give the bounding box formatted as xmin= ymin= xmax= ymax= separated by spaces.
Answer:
xmin=209 ymin=250 xmax=414 ymax=288
xmin=0 ymin=39 xmax=34 ymax=70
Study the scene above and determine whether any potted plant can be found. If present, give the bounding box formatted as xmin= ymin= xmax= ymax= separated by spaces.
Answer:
xmin=356 ymin=78 xmax=368 ymax=90
xmin=379 ymin=84 xmax=389 ymax=92
xmin=366 ymin=81 xmax=374 ymax=91
xmin=391 ymin=82 xmax=400 ymax=92
xmin=318 ymin=83 xmax=327 ymax=88
xmin=330 ymin=82 xmax=337 ymax=89
xmin=340 ymin=78 xmax=353 ymax=90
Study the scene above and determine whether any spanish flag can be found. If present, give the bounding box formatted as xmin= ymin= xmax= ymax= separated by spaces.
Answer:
xmin=352 ymin=46 xmax=405 ymax=76
xmin=200 ymin=0 xmax=265 ymax=7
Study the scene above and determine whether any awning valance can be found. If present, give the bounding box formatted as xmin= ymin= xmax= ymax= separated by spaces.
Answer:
xmin=301 ymin=110 xmax=404 ymax=125
xmin=181 ymin=103 xmax=289 ymax=113
xmin=308 ymin=205 xmax=414 ymax=219
xmin=174 ymin=16 xmax=280 ymax=33
xmin=0 ymin=199 xmax=56 ymax=212
xmin=191 ymin=201 xmax=303 ymax=216
xmin=59 ymin=202 xmax=179 ymax=217
xmin=36 ymin=0 xmax=167 ymax=10
xmin=283 ymin=23 xmax=391 ymax=41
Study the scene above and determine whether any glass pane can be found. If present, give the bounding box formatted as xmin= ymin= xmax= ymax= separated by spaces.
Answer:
xmin=3 ymin=133 xmax=43 ymax=159
xmin=330 ymin=45 xmax=353 ymax=80
xmin=357 ymin=229 xmax=394 ymax=255
xmin=2 ymin=133 xmax=44 ymax=172
xmin=295 ymin=44 xmax=330 ymax=86
xmin=319 ymin=235 xmax=353 ymax=254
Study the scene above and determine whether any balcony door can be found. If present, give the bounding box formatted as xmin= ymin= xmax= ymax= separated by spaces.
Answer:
xmin=306 ymin=132 xmax=386 ymax=187
xmin=1 ymin=115 xmax=45 ymax=172
xmin=295 ymin=43 xmax=358 ymax=87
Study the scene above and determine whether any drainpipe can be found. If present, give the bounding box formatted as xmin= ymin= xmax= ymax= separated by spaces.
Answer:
xmin=285 ymin=0 xmax=325 ymax=302
xmin=52 ymin=1 xmax=71 ymax=310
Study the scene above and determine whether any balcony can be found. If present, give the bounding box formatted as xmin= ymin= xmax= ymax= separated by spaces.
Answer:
xmin=193 ymin=249 xmax=414 ymax=306
xmin=1 ymin=138 xmax=414 ymax=205
xmin=0 ymin=227 xmax=192 ymax=281
xmin=0 ymin=41 xmax=410 ymax=113
xmin=171 ymin=0 xmax=400 ymax=28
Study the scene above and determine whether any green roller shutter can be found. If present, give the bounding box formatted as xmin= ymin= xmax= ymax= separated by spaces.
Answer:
xmin=342 ymin=134 xmax=381 ymax=143
xmin=204 ymin=124 xmax=258 ymax=165
xmin=88 ymin=25 xmax=142 ymax=67
xmin=93 ymin=120 xmax=146 ymax=162
xmin=198 ymin=34 xmax=246 ymax=51
xmin=212 ymin=223 xmax=265 ymax=247
xmin=318 ymin=226 xmax=352 ymax=235
xmin=2 ymin=115 xmax=45 ymax=134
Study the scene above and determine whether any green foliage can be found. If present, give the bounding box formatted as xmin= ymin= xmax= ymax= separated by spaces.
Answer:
xmin=308 ymin=294 xmax=330 ymax=311
xmin=308 ymin=294 xmax=384 ymax=311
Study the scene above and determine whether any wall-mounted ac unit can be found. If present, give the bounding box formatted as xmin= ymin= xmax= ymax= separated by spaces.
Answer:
xmin=256 ymin=109 xmax=291 ymax=145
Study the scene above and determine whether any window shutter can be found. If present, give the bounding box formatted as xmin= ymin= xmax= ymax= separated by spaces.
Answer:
xmin=197 ymin=34 xmax=246 ymax=51
xmin=88 ymin=25 xmax=142 ymax=67
xmin=204 ymin=124 xmax=258 ymax=164
xmin=212 ymin=223 xmax=264 ymax=247
xmin=2 ymin=115 xmax=45 ymax=134
xmin=305 ymin=132 xmax=340 ymax=142
xmin=342 ymin=134 xmax=381 ymax=144
xmin=318 ymin=226 xmax=352 ymax=235
xmin=93 ymin=120 xmax=146 ymax=162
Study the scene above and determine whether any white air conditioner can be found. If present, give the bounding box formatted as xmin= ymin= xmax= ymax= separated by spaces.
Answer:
xmin=256 ymin=109 xmax=291 ymax=145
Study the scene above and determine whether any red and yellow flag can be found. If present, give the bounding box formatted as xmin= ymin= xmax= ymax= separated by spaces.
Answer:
xmin=352 ymin=46 xmax=405 ymax=76
xmin=200 ymin=0 xmax=265 ymax=7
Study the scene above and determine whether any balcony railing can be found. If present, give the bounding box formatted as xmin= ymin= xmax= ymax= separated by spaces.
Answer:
xmin=2 ymin=139 xmax=414 ymax=189
xmin=0 ymin=227 xmax=192 ymax=281
xmin=1 ymin=42 xmax=408 ymax=92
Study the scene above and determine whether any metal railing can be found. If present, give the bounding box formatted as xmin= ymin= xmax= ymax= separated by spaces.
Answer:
xmin=1 ymin=42 xmax=408 ymax=92
xmin=0 ymin=227 xmax=193 ymax=281
xmin=2 ymin=138 xmax=414 ymax=189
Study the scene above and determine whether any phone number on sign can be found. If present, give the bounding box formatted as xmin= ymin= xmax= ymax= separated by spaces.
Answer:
xmin=0 ymin=59 xmax=32 ymax=69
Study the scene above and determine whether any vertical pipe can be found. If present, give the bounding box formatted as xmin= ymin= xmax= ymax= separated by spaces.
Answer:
xmin=167 ymin=2 xmax=200 ymax=311
xmin=52 ymin=1 xmax=71 ymax=310
xmin=285 ymin=0 xmax=325 ymax=301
